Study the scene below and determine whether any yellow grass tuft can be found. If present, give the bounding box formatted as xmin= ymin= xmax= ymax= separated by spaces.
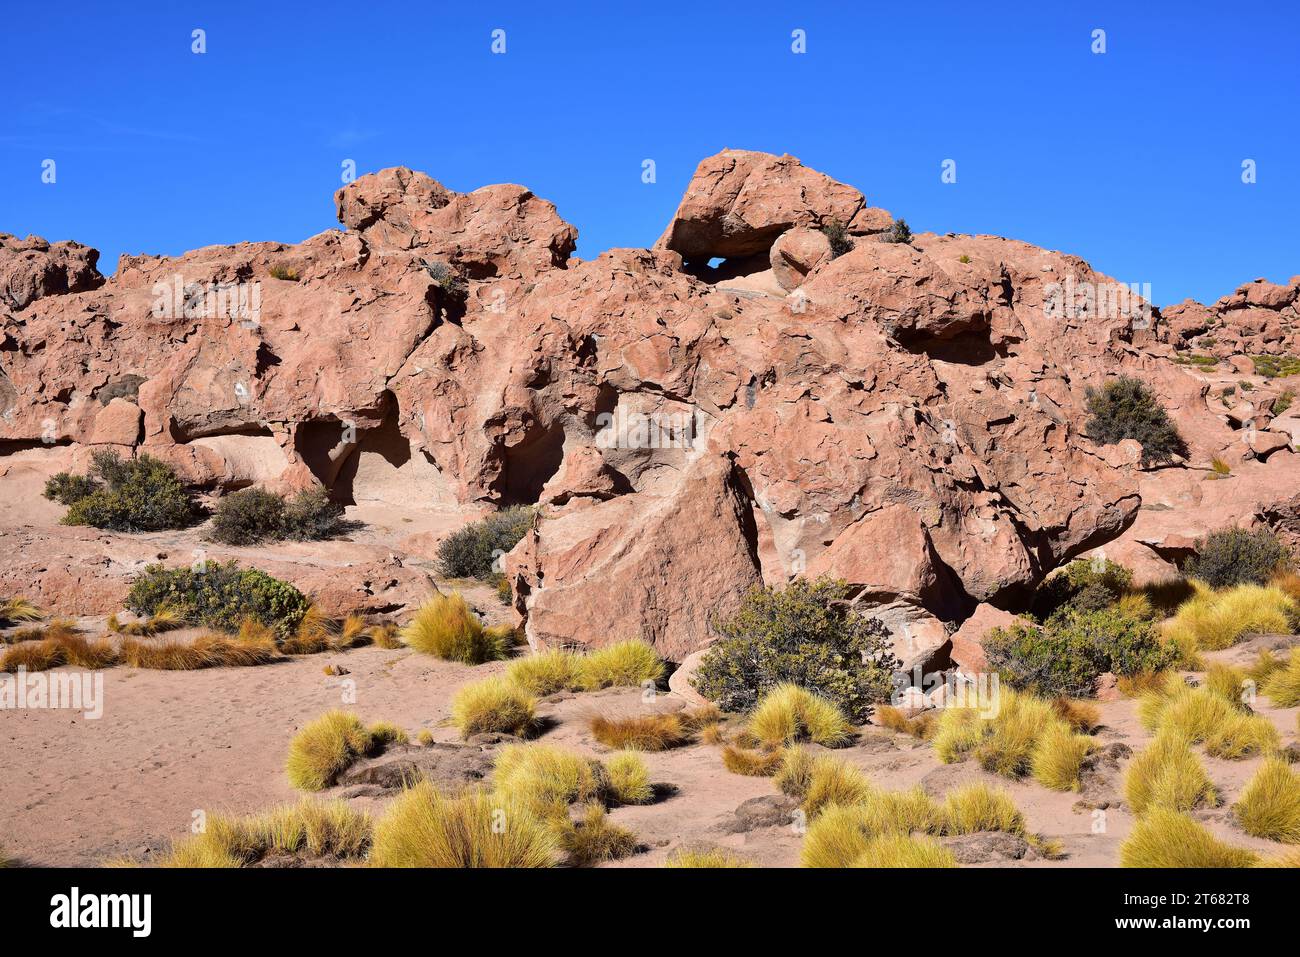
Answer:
xmin=589 ymin=712 xmax=691 ymax=751
xmin=1205 ymin=662 xmax=1251 ymax=705
xmin=875 ymin=704 xmax=935 ymax=738
xmin=369 ymin=782 xmax=557 ymax=867
xmin=1117 ymin=670 xmax=1174 ymax=698
xmin=575 ymin=639 xmax=665 ymax=690
xmin=1203 ymin=711 xmax=1280 ymax=760
xmin=1030 ymin=722 xmax=1096 ymax=791
xmin=1124 ymin=732 xmax=1217 ymax=815
xmin=848 ymin=833 xmax=958 ymax=868
xmin=160 ymin=798 xmax=372 ymax=867
xmin=721 ymin=744 xmax=783 ymax=776
xmin=400 ymin=592 xmax=508 ymax=664
xmin=450 ymin=676 xmax=537 ymax=739
xmin=1162 ymin=583 xmax=1297 ymax=652
xmin=1 ymin=630 xmax=119 ymax=671
xmin=366 ymin=622 xmax=403 ymax=649
xmin=1051 ymin=697 xmax=1101 ymax=733
xmin=492 ymin=743 xmax=606 ymax=818
xmin=801 ymin=755 xmax=874 ymax=817
xmin=505 ymin=649 xmax=583 ymax=695
xmin=1119 ymin=807 xmax=1258 ymax=867
xmin=1262 ymin=648 xmax=1300 ymax=707
xmin=666 ymin=846 xmax=751 ymax=868
xmin=939 ymin=782 xmax=1026 ymax=835
xmin=120 ymin=631 xmax=278 ymax=670
xmin=604 ymin=751 xmax=654 ymax=805
xmin=748 ymin=683 xmax=854 ymax=748
xmin=557 ymin=803 xmax=638 ymax=866
xmin=285 ymin=710 xmax=400 ymax=791
xmin=0 ymin=596 xmax=44 ymax=626
xmin=1233 ymin=757 xmax=1300 ymax=843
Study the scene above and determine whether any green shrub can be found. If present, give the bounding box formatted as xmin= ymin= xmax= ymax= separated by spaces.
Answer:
xmin=1182 ymin=527 xmax=1291 ymax=589
xmin=694 ymin=577 xmax=899 ymax=722
xmin=437 ymin=506 xmax=536 ymax=581
xmin=59 ymin=451 xmax=198 ymax=532
xmin=43 ymin=472 xmax=99 ymax=505
xmin=820 ymin=219 xmax=853 ymax=258
xmin=984 ymin=607 xmax=1176 ymax=699
xmin=126 ymin=560 xmax=311 ymax=638
xmin=1085 ymin=376 xmax=1187 ymax=466
xmin=1029 ymin=558 xmax=1133 ymax=621
xmin=880 ymin=219 xmax=912 ymax=245
xmin=1251 ymin=354 xmax=1300 ymax=379
xmin=1274 ymin=390 xmax=1294 ymax=416
xmin=211 ymin=487 xmax=342 ymax=546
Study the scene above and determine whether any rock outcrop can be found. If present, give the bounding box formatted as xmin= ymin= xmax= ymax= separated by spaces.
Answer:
xmin=3 ymin=150 xmax=1296 ymax=661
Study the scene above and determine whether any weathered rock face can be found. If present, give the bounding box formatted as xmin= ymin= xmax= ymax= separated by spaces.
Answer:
xmin=0 ymin=233 xmax=104 ymax=311
xmin=2 ymin=150 xmax=1295 ymax=660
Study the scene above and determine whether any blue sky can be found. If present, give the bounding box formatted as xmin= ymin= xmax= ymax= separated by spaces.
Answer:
xmin=3 ymin=1 xmax=1296 ymax=305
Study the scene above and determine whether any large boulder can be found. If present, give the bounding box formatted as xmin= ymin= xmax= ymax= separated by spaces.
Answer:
xmin=0 ymin=233 xmax=103 ymax=310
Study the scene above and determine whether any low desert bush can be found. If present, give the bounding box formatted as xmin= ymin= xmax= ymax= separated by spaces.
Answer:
xmin=880 ymin=218 xmax=913 ymax=245
xmin=848 ymin=834 xmax=957 ymax=868
xmin=126 ymin=560 xmax=310 ymax=638
xmin=43 ymin=472 xmax=99 ymax=506
xmin=1233 ymin=757 xmax=1300 ymax=844
xmin=285 ymin=710 xmax=405 ymax=791
xmin=1124 ymin=732 xmax=1217 ymax=815
xmin=666 ymin=847 xmax=751 ymax=868
xmin=1183 ymin=527 xmax=1292 ymax=589
xmin=604 ymin=751 xmax=653 ymax=805
xmin=210 ymin=487 xmax=343 ymax=545
xmin=695 ymin=577 xmax=899 ymax=722
xmin=369 ymin=782 xmax=557 ymax=868
xmin=492 ymin=743 xmax=606 ymax=818
xmin=437 ymin=506 xmax=535 ymax=581
xmin=1162 ymin=583 xmax=1297 ymax=652
xmin=56 ymin=451 xmax=198 ymax=532
xmin=1029 ymin=558 xmax=1133 ymax=621
xmin=557 ymin=803 xmax=638 ymax=866
xmin=820 ymin=219 xmax=854 ymax=258
xmin=985 ymin=607 xmax=1176 ymax=699
xmin=1119 ymin=808 xmax=1258 ymax=868
xmin=1084 ymin=376 xmax=1187 ymax=465
xmin=1262 ymin=648 xmax=1300 ymax=707
xmin=160 ymin=799 xmax=372 ymax=867
xmin=400 ymin=593 xmax=509 ymax=664
xmin=450 ymin=676 xmax=537 ymax=739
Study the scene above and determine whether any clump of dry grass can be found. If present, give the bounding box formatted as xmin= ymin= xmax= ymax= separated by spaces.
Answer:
xmin=285 ymin=710 xmax=405 ymax=791
xmin=492 ymin=743 xmax=607 ymax=818
xmin=1 ymin=630 xmax=119 ymax=671
xmin=450 ymin=676 xmax=537 ymax=739
xmin=1119 ymin=807 xmax=1258 ymax=867
xmin=159 ymin=799 xmax=372 ymax=867
xmin=366 ymin=622 xmax=403 ymax=649
xmin=848 ymin=833 xmax=958 ymax=868
xmin=1262 ymin=648 xmax=1300 ymax=707
xmin=1205 ymin=662 xmax=1250 ymax=704
xmin=1233 ymin=757 xmax=1300 ymax=843
xmin=666 ymin=846 xmax=751 ymax=868
xmin=932 ymin=686 xmax=1083 ymax=785
xmin=1138 ymin=677 xmax=1245 ymax=746
xmin=1117 ymin=670 xmax=1174 ymax=697
xmin=604 ymin=751 xmax=653 ymax=805
xmin=1124 ymin=732 xmax=1217 ymax=815
xmin=748 ymin=683 xmax=855 ymax=748
xmin=1030 ymin=722 xmax=1096 ymax=792
xmin=773 ymin=748 xmax=873 ymax=816
xmin=110 ymin=607 xmax=184 ymax=637
xmin=1051 ymin=697 xmax=1101 ymax=732
xmin=1203 ymin=712 xmax=1280 ymax=760
xmin=589 ymin=712 xmax=691 ymax=751
xmin=0 ymin=596 xmax=43 ymax=627
xmin=557 ymin=803 xmax=638 ymax=866
xmin=939 ymin=782 xmax=1026 ymax=835
xmin=1162 ymin=583 xmax=1298 ymax=652
xmin=506 ymin=649 xmax=583 ymax=695
xmin=875 ymin=704 xmax=936 ymax=738
xmin=574 ymin=639 xmax=665 ymax=691
xmin=120 ymin=631 xmax=278 ymax=670
xmin=721 ymin=744 xmax=784 ymax=776
xmin=400 ymin=593 xmax=509 ymax=664
xmin=369 ymin=782 xmax=557 ymax=868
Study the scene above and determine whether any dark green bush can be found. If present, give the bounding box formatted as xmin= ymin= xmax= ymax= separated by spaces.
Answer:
xmin=1182 ymin=527 xmax=1291 ymax=589
xmin=43 ymin=472 xmax=99 ymax=506
xmin=984 ymin=607 xmax=1176 ymax=698
xmin=1030 ymin=558 xmax=1133 ymax=622
xmin=210 ymin=487 xmax=342 ymax=546
xmin=1085 ymin=376 xmax=1187 ymax=466
xmin=820 ymin=219 xmax=853 ymax=259
xmin=126 ymin=560 xmax=310 ymax=638
xmin=60 ymin=451 xmax=198 ymax=532
xmin=437 ymin=506 xmax=536 ymax=581
xmin=694 ymin=577 xmax=900 ymax=722
xmin=880 ymin=219 xmax=912 ymax=245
